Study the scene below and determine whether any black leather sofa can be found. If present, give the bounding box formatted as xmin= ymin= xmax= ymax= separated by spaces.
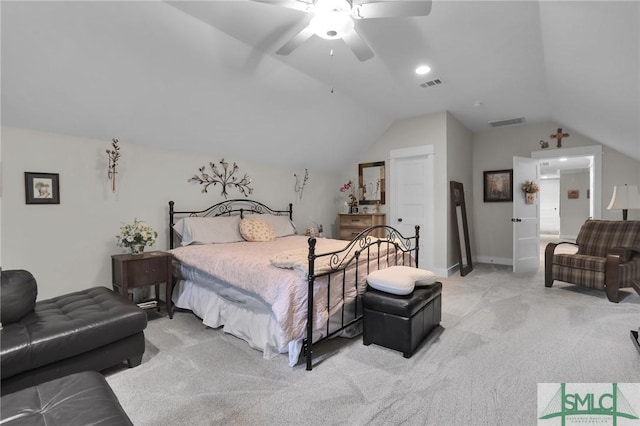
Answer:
xmin=0 ymin=270 xmax=147 ymax=395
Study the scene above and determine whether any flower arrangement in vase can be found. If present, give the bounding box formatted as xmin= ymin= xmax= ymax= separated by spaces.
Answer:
xmin=116 ymin=218 xmax=158 ymax=254
xmin=339 ymin=180 xmax=358 ymax=213
xmin=521 ymin=179 xmax=540 ymax=204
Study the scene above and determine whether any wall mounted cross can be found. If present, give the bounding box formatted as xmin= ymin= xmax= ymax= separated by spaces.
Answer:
xmin=550 ymin=128 xmax=570 ymax=148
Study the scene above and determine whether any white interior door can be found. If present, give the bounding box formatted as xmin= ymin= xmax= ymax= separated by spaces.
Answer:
xmin=513 ymin=156 xmax=540 ymax=272
xmin=390 ymin=146 xmax=434 ymax=270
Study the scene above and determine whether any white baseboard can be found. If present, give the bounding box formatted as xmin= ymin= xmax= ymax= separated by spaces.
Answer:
xmin=475 ymin=256 xmax=513 ymax=266
xmin=421 ymin=264 xmax=450 ymax=277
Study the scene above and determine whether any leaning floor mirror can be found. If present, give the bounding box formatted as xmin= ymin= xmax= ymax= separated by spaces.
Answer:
xmin=450 ymin=181 xmax=473 ymax=276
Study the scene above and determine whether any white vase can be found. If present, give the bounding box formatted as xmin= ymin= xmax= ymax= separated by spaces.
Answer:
xmin=130 ymin=244 xmax=145 ymax=255
xmin=525 ymin=193 xmax=536 ymax=205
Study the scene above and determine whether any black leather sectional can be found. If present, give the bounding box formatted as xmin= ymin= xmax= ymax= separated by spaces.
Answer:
xmin=1 ymin=371 xmax=133 ymax=425
xmin=0 ymin=270 xmax=147 ymax=395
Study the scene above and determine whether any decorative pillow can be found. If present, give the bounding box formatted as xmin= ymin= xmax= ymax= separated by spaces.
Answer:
xmin=240 ymin=217 xmax=276 ymax=242
xmin=367 ymin=266 xmax=437 ymax=296
xmin=1 ymin=269 xmax=38 ymax=325
xmin=257 ymin=214 xmax=297 ymax=237
xmin=173 ymin=216 xmax=243 ymax=245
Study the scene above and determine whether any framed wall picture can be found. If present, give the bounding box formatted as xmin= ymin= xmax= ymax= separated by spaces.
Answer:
xmin=483 ymin=169 xmax=513 ymax=202
xmin=568 ymin=189 xmax=579 ymax=199
xmin=25 ymin=172 xmax=60 ymax=204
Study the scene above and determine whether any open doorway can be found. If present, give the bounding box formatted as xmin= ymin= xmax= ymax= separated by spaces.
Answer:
xmin=539 ymin=156 xmax=592 ymax=241
xmin=533 ymin=145 xmax=603 ymax=262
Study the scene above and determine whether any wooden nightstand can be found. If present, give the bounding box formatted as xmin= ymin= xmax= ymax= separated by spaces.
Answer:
xmin=111 ymin=251 xmax=175 ymax=319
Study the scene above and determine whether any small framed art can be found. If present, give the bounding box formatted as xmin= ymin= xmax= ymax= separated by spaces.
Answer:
xmin=483 ymin=169 xmax=513 ymax=202
xmin=25 ymin=172 xmax=60 ymax=204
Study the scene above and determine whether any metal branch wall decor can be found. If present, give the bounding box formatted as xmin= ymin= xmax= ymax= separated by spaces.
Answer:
xmin=294 ymin=168 xmax=309 ymax=200
xmin=106 ymin=138 xmax=121 ymax=193
xmin=189 ymin=158 xmax=253 ymax=199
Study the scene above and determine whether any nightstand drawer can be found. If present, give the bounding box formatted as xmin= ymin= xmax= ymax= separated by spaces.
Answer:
xmin=126 ymin=257 xmax=168 ymax=287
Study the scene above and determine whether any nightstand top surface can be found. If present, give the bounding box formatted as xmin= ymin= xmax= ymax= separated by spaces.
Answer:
xmin=111 ymin=250 xmax=171 ymax=261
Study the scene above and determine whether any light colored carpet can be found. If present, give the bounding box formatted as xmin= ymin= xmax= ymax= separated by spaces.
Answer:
xmin=106 ymin=263 xmax=640 ymax=425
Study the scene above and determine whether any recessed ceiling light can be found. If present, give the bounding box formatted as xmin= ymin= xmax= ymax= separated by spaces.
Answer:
xmin=415 ymin=65 xmax=431 ymax=75
xmin=559 ymin=157 xmax=568 ymax=162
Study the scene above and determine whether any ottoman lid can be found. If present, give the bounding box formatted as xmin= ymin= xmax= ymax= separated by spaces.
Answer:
xmin=363 ymin=282 xmax=442 ymax=317
xmin=366 ymin=266 xmax=437 ymax=296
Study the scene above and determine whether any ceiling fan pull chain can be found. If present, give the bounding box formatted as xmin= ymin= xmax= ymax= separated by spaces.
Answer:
xmin=330 ymin=48 xmax=335 ymax=94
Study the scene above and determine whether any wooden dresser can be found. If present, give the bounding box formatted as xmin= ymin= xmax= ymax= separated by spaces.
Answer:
xmin=337 ymin=213 xmax=386 ymax=240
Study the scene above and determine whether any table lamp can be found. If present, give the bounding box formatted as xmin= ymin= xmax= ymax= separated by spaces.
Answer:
xmin=607 ymin=184 xmax=640 ymax=220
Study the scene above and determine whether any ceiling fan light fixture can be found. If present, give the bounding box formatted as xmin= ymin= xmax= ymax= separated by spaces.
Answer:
xmin=310 ymin=10 xmax=354 ymax=40
xmin=415 ymin=65 xmax=431 ymax=75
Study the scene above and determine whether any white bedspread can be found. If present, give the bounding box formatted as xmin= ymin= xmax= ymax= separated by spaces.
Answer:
xmin=170 ymin=236 xmax=396 ymax=347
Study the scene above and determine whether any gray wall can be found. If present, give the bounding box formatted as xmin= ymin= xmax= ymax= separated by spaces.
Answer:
xmin=355 ymin=111 xmax=473 ymax=275
xmin=473 ymin=121 xmax=640 ymax=264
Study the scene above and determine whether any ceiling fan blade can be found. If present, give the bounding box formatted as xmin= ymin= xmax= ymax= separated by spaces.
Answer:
xmin=276 ymin=24 xmax=316 ymax=55
xmin=353 ymin=1 xmax=432 ymax=19
xmin=342 ymin=29 xmax=375 ymax=62
xmin=252 ymin=0 xmax=314 ymax=13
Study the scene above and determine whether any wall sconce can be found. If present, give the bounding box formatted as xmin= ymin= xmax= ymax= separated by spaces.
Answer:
xmin=106 ymin=138 xmax=121 ymax=193
xmin=607 ymin=184 xmax=640 ymax=220
xmin=294 ymin=168 xmax=309 ymax=200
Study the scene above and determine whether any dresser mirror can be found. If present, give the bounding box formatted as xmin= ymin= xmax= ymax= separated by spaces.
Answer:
xmin=450 ymin=181 xmax=473 ymax=276
xmin=358 ymin=161 xmax=385 ymax=205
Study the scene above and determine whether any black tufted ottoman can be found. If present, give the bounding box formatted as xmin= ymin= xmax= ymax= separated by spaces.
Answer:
xmin=1 ymin=371 xmax=132 ymax=426
xmin=1 ymin=272 xmax=147 ymax=395
xmin=362 ymin=282 xmax=442 ymax=358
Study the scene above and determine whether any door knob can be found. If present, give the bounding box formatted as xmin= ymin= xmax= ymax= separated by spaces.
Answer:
xmin=398 ymin=218 xmax=403 ymax=223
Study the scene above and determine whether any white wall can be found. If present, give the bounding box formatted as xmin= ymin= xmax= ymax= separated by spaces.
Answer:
xmin=1 ymin=126 xmax=342 ymax=300
xmin=473 ymin=121 xmax=640 ymax=264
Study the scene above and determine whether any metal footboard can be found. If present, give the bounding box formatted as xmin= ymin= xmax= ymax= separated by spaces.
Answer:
xmin=303 ymin=225 xmax=420 ymax=370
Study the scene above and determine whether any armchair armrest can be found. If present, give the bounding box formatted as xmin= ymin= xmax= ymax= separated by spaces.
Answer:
xmin=544 ymin=241 xmax=578 ymax=287
xmin=607 ymin=247 xmax=640 ymax=263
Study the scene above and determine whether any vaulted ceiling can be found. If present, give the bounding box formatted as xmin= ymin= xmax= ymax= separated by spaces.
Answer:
xmin=2 ymin=1 xmax=638 ymax=172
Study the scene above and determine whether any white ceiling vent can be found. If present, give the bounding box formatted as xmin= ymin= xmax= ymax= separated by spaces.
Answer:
xmin=419 ymin=78 xmax=442 ymax=88
xmin=488 ymin=117 xmax=526 ymax=127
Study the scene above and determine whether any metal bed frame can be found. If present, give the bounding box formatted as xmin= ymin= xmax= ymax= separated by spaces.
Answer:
xmin=168 ymin=199 xmax=420 ymax=370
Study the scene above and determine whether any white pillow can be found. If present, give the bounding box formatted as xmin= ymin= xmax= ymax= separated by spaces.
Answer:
xmin=367 ymin=266 xmax=437 ymax=296
xmin=173 ymin=216 xmax=243 ymax=245
xmin=257 ymin=214 xmax=297 ymax=237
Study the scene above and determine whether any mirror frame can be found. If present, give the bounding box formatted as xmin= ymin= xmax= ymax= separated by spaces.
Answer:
xmin=450 ymin=181 xmax=473 ymax=276
xmin=358 ymin=161 xmax=385 ymax=205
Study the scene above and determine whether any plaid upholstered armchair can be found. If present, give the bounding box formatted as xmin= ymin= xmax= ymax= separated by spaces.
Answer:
xmin=545 ymin=220 xmax=640 ymax=303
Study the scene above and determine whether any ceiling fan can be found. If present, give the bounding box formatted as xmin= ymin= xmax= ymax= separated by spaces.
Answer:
xmin=254 ymin=0 xmax=432 ymax=61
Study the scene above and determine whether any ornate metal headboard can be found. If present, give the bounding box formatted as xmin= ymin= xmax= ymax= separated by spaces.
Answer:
xmin=168 ymin=199 xmax=293 ymax=249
